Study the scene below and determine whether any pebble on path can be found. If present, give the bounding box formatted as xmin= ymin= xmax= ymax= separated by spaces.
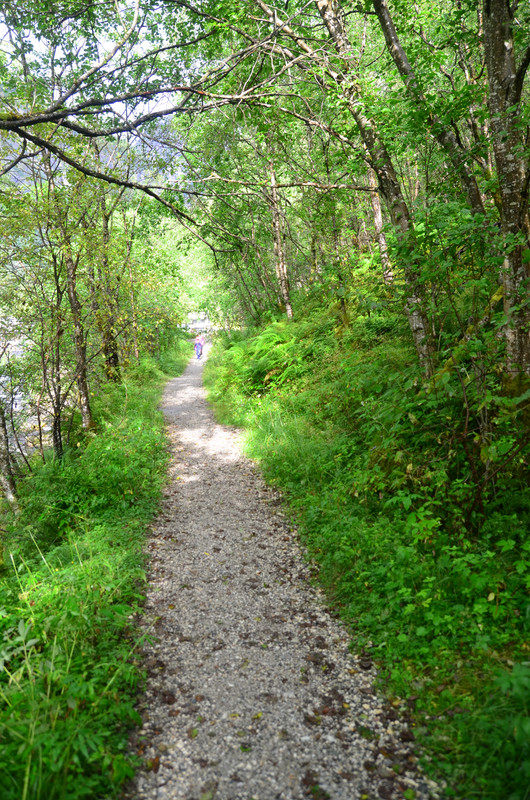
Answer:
xmin=124 ymin=347 xmax=441 ymax=800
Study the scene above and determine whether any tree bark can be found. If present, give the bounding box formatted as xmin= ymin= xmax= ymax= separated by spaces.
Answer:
xmin=98 ymin=190 xmax=121 ymax=381
xmin=368 ymin=168 xmax=392 ymax=283
xmin=49 ymin=254 xmax=65 ymax=458
xmin=64 ymin=246 xmax=95 ymax=430
xmin=256 ymin=0 xmax=431 ymax=347
xmin=248 ymin=196 xmax=280 ymax=308
xmin=44 ymin=156 xmax=95 ymax=429
xmin=122 ymin=207 xmax=140 ymax=362
xmin=483 ymin=0 xmax=530 ymax=377
xmin=269 ymin=162 xmax=293 ymax=318
xmin=0 ymin=401 xmax=18 ymax=509
xmin=310 ymin=0 xmax=433 ymax=370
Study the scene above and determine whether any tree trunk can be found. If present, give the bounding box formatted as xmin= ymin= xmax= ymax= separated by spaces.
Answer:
xmin=49 ymin=255 xmax=65 ymax=458
xmin=368 ymin=168 xmax=393 ymax=283
xmin=48 ymin=320 xmax=64 ymax=459
xmin=127 ymin=258 xmax=140 ymax=362
xmin=311 ymin=0 xmax=433 ymax=370
xmin=269 ymin=162 xmax=293 ymax=318
xmin=98 ymin=192 xmax=121 ymax=381
xmin=483 ymin=0 xmax=530 ymax=378
xmin=0 ymin=401 xmax=18 ymax=509
xmin=123 ymin=217 xmax=140 ymax=362
xmin=256 ymin=0 xmax=433 ymax=364
xmin=248 ymin=198 xmax=280 ymax=308
xmin=64 ymin=247 xmax=94 ymax=430
xmin=44 ymin=155 xmax=95 ymax=428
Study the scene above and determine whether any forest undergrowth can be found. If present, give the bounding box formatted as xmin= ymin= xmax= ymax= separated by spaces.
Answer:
xmin=0 ymin=338 xmax=189 ymax=800
xmin=205 ymin=304 xmax=530 ymax=800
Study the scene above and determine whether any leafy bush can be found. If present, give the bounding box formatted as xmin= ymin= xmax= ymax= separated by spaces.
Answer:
xmin=0 ymin=346 xmax=186 ymax=799
xmin=206 ymin=305 xmax=530 ymax=800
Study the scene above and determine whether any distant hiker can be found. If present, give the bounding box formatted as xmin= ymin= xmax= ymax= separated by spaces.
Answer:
xmin=194 ymin=335 xmax=203 ymax=359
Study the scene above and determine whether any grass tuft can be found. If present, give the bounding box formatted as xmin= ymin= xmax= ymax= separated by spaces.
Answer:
xmin=205 ymin=312 xmax=530 ymax=800
xmin=0 ymin=339 xmax=189 ymax=799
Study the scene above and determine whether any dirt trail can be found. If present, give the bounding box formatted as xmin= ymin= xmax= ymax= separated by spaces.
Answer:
xmin=126 ymin=350 xmax=439 ymax=800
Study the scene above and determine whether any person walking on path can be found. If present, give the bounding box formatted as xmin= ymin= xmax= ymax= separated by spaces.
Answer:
xmin=194 ymin=334 xmax=203 ymax=359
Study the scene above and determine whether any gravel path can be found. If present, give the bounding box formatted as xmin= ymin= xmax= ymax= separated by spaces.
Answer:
xmin=126 ymin=350 xmax=440 ymax=800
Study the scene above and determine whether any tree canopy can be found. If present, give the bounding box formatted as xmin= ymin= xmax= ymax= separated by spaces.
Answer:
xmin=0 ymin=0 xmax=528 ymax=489
xmin=1 ymin=3 xmax=530 ymax=798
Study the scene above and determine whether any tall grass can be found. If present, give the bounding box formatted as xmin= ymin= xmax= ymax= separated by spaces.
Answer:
xmin=0 ymin=338 xmax=189 ymax=799
xmin=205 ymin=315 xmax=530 ymax=800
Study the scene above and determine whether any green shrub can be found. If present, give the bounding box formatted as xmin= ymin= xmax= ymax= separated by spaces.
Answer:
xmin=0 ymin=345 xmax=187 ymax=799
xmin=206 ymin=308 xmax=530 ymax=800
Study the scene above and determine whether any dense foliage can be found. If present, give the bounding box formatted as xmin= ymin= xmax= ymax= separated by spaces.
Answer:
xmin=0 ymin=1 xmax=529 ymax=798
xmin=0 ymin=339 xmax=189 ymax=800
xmin=1 ymin=0 xmax=530 ymax=380
xmin=205 ymin=300 xmax=530 ymax=800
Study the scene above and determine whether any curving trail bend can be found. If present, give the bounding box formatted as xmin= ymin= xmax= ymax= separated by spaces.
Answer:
xmin=125 ymin=349 xmax=439 ymax=800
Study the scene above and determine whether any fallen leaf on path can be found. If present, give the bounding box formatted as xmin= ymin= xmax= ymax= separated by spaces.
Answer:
xmin=148 ymin=756 xmax=160 ymax=773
